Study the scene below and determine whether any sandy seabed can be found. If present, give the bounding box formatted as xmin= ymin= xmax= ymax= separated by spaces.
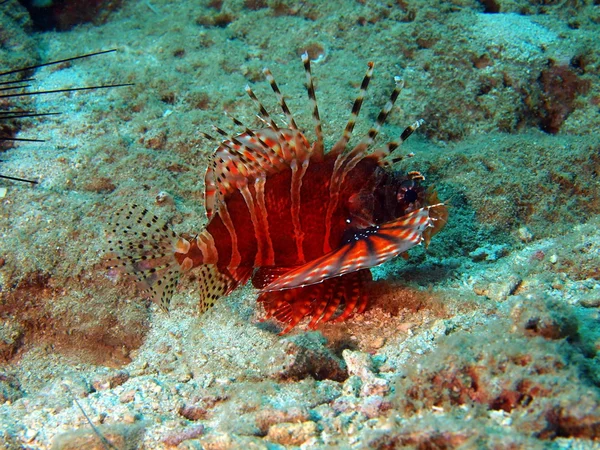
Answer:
xmin=0 ymin=0 xmax=599 ymax=448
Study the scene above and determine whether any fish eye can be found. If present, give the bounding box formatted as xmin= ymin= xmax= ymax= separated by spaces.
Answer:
xmin=403 ymin=188 xmax=418 ymax=204
xmin=397 ymin=180 xmax=418 ymax=204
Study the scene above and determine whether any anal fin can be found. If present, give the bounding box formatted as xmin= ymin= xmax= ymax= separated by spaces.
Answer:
xmin=197 ymin=265 xmax=252 ymax=314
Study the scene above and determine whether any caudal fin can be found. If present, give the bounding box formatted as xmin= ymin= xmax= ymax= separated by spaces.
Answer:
xmin=105 ymin=204 xmax=180 ymax=311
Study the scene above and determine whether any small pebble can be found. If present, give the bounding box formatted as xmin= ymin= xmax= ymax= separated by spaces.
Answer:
xmin=371 ymin=336 xmax=385 ymax=349
xmin=580 ymin=297 xmax=600 ymax=308
xmin=178 ymin=371 xmax=193 ymax=382
xmin=266 ymin=421 xmax=317 ymax=446
xmin=156 ymin=191 xmax=173 ymax=205
xmin=123 ymin=412 xmax=137 ymax=423
xmin=24 ymin=429 xmax=37 ymax=443
xmin=179 ymin=404 xmax=208 ymax=421
xmin=517 ymin=226 xmax=534 ymax=243
xmin=119 ymin=390 xmax=135 ymax=403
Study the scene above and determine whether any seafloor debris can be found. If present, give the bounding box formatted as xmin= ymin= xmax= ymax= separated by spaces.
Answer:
xmin=0 ymin=0 xmax=599 ymax=448
xmin=0 ymin=49 xmax=131 ymax=184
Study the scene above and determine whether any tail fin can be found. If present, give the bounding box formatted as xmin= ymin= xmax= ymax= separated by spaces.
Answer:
xmin=105 ymin=204 xmax=180 ymax=311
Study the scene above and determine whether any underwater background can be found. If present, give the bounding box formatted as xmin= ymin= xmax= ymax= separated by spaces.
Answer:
xmin=1 ymin=0 xmax=599 ymax=448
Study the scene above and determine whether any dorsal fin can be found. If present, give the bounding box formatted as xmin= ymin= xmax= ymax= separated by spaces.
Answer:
xmin=329 ymin=62 xmax=374 ymax=156
xmin=301 ymin=53 xmax=324 ymax=160
xmin=263 ymin=67 xmax=299 ymax=131
xmin=379 ymin=119 xmax=425 ymax=160
xmin=202 ymin=60 xmax=326 ymax=219
xmin=321 ymin=76 xmax=406 ymax=253
xmin=105 ymin=204 xmax=180 ymax=311
xmin=203 ymin=128 xmax=311 ymax=219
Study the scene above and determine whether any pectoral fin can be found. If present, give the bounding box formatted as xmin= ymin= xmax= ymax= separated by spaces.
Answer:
xmin=262 ymin=206 xmax=436 ymax=292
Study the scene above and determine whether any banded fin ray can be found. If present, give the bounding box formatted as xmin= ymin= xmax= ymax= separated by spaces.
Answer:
xmin=105 ymin=204 xmax=180 ymax=311
xmin=203 ymin=127 xmax=311 ymax=219
xmin=258 ymin=269 xmax=372 ymax=334
xmin=262 ymin=206 xmax=437 ymax=293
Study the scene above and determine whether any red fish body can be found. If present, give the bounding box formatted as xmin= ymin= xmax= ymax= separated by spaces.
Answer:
xmin=107 ymin=55 xmax=447 ymax=334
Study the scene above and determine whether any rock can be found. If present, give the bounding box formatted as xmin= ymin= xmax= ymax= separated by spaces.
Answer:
xmin=517 ymin=227 xmax=534 ymax=243
xmin=51 ymin=423 xmax=144 ymax=450
xmin=473 ymin=275 xmax=521 ymax=301
xmin=0 ymin=320 xmax=24 ymax=362
xmin=92 ymin=370 xmax=130 ymax=391
xmin=0 ymin=373 xmax=22 ymax=404
xmin=342 ymin=350 xmax=390 ymax=397
xmin=266 ymin=421 xmax=317 ymax=446
xmin=360 ymin=395 xmax=391 ymax=419
xmin=255 ymin=407 xmax=310 ymax=435
xmin=162 ymin=424 xmax=205 ymax=446
xmin=264 ymin=332 xmax=346 ymax=381
xmin=332 ymin=395 xmax=359 ymax=414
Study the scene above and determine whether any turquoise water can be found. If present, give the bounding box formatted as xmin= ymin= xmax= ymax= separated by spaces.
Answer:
xmin=1 ymin=1 xmax=599 ymax=448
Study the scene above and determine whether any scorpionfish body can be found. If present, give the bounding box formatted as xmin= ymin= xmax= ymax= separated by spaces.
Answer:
xmin=107 ymin=55 xmax=448 ymax=334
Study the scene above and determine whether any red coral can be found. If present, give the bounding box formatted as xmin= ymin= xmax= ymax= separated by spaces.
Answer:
xmin=20 ymin=0 xmax=123 ymax=31
xmin=538 ymin=63 xmax=590 ymax=134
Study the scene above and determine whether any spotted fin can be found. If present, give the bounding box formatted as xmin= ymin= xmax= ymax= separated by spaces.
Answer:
xmin=262 ymin=206 xmax=436 ymax=292
xmin=197 ymin=265 xmax=234 ymax=313
xmin=105 ymin=204 xmax=180 ymax=311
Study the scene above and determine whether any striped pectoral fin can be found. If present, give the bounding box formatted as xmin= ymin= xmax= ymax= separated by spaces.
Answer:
xmin=261 ymin=206 xmax=435 ymax=293
xmin=423 ymin=196 xmax=449 ymax=248
xmin=252 ymin=266 xmax=296 ymax=290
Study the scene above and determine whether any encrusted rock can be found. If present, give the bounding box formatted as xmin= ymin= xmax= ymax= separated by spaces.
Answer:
xmin=332 ymin=395 xmax=359 ymax=414
xmin=92 ymin=370 xmax=130 ymax=391
xmin=0 ymin=320 xmax=24 ymax=362
xmin=119 ymin=390 xmax=135 ymax=403
xmin=360 ymin=395 xmax=391 ymax=419
xmin=162 ymin=424 xmax=205 ymax=446
xmin=264 ymin=332 xmax=346 ymax=381
xmin=199 ymin=433 xmax=268 ymax=450
xmin=51 ymin=423 xmax=144 ymax=450
xmin=342 ymin=350 xmax=390 ymax=397
xmin=0 ymin=372 xmax=22 ymax=403
xmin=266 ymin=421 xmax=318 ymax=446
xmin=473 ymin=275 xmax=521 ymax=301
xmin=342 ymin=375 xmax=361 ymax=397
xmin=255 ymin=407 xmax=310 ymax=435
xmin=179 ymin=403 xmax=208 ymax=421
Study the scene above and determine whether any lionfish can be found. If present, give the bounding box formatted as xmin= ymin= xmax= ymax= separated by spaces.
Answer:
xmin=106 ymin=54 xmax=448 ymax=334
